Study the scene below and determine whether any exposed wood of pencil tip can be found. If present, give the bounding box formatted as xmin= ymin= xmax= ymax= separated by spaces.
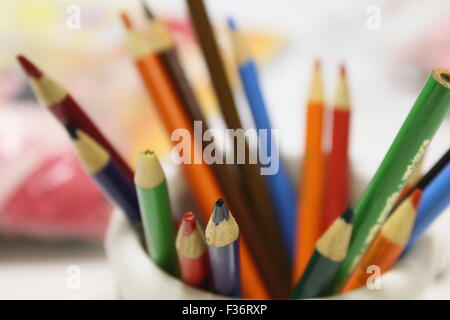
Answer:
xmin=316 ymin=207 xmax=353 ymax=262
xmin=334 ymin=63 xmax=350 ymax=110
xmin=64 ymin=125 xmax=109 ymax=174
xmin=176 ymin=212 xmax=207 ymax=259
xmin=382 ymin=189 xmax=421 ymax=245
xmin=134 ymin=150 xmax=165 ymax=189
xmin=205 ymin=199 xmax=239 ymax=248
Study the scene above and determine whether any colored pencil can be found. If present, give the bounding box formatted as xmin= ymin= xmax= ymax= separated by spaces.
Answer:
xmin=341 ymin=190 xmax=422 ymax=293
xmin=290 ymin=206 xmax=353 ymax=299
xmin=403 ymin=161 xmax=450 ymax=254
xmin=134 ymin=150 xmax=179 ymax=277
xmin=332 ymin=69 xmax=450 ymax=291
xmin=140 ymin=6 xmax=271 ymax=299
xmin=16 ymin=55 xmax=134 ymax=183
xmin=185 ymin=0 xmax=289 ymax=278
xmin=176 ymin=212 xmax=210 ymax=289
xmin=205 ymin=199 xmax=240 ymax=297
xmin=228 ymin=17 xmax=297 ymax=259
xmin=65 ymin=125 xmax=141 ymax=224
xmin=323 ymin=64 xmax=351 ymax=231
xmin=121 ymin=12 xmax=287 ymax=299
xmin=293 ymin=60 xmax=326 ymax=283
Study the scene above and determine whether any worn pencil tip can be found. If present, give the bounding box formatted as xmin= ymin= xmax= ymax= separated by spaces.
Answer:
xmin=212 ymin=199 xmax=230 ymax=224
xmin=64 ymin=123 xmax=79 ymax=140
xmin=16 ymin=55 xmax=43 ymax=78
xmin=180 ymin=212 xmax=198 ymax=235
xmin=120 ymin=11 xmax=133 ymax=30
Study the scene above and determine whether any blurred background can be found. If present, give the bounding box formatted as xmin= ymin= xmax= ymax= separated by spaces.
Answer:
xmin=0 ymin=0 xmax=449 ymax=299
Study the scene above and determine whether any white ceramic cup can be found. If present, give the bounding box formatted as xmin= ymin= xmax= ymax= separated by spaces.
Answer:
xmin=105 ymin=158 xmax=443 ymax=299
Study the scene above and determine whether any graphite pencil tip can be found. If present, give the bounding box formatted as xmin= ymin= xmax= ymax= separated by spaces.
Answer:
xmin=120 ymin=11 xmax=133 ymax=30
xmin=212 ymin=199 xmax=230 ymax=224
xmin=141 ymin=0 xmax=155 ymax=20
xmin=180 ymin=212 xmax=198 ymax=236
xmin=16 ymin=55 xmax=43 ymax=78
xmin=410 ymin=188 xmax=422 ymax=209
xmin=64 ymin=123 xmax=79 ymax=140
xmin=227 ymin=16 xmax=237 ymax=30
xmin=341 ymin=206 xmax=354 ymax=224
xmin=340 ymin=63 xmax=347 ymax=77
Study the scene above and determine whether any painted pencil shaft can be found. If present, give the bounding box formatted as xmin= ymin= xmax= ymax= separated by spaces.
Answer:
xmin=230 ymin=19 xmax=296 ymax=257
xmin=66 ymin=126 xmax=140 ymax=223
xmin=294 ymin=61 xmax=326 ymax=282
xmin=404 ymin=162 xmax=450 ymax=253
xmin=323 ymin=65 xmax=351 ymax=230
xmin=333 ymin=69 xmax=450 ymax=291
xmin=135 ymin=151 xmax=179 ymax=277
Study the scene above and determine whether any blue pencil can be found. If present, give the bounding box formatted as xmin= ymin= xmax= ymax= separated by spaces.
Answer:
xmin=65 ymin=124 xmax=141 ymax=224
xmin=403 ymin=161 xmax=450 ymax=254
xmin=228 ymin=17 xmax=297 ymax=259
xmin=205 ymin=199 xmax=240 ymax=297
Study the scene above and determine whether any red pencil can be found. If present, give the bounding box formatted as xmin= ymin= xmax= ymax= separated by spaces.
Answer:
xmin=323 ymin=64 xmax=351 ymax=231
xmin=16 ymin=55 xmax=134 ymax=182
xmin=176 ymin=212 xmax=210 ymax=289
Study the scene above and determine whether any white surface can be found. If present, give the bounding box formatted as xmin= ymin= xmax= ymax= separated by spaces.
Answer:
xmin=1 ymin=0 xmax=449 ymax=299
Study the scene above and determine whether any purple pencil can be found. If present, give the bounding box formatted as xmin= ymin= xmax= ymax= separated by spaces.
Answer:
xmin=205 ymin=199 xmax=240 ymax=297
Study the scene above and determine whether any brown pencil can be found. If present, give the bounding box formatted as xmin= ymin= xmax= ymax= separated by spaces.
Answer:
xmin=185 ymin=0 xmax=289 ymax=283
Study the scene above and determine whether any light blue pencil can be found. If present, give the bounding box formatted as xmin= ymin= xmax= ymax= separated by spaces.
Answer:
xmin=228 ymin=17 xmax=297 ymax=259
xmin=403 ymin=161 xmax=450 ymax=255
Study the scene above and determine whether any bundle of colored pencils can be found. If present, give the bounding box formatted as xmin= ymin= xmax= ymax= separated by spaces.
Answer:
xmin=16 ymin=0 xmax=450 ymax=300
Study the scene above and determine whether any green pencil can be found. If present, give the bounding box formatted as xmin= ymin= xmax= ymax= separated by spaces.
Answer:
xmin=134 ymin=150 xmax=179 ymax=277
xmin=290 ymin=207 xmax=353 ymax=299
xmin=332 ymin=69 xmax=450 ymax=290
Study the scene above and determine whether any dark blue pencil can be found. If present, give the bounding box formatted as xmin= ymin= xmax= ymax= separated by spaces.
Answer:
xmin=65 ymin=124 xmax=141 ymax=224
xmin=205 ymin=199 xmax=240 ymax=297
xmin=228 ymin=17 xmax=297 ymax=259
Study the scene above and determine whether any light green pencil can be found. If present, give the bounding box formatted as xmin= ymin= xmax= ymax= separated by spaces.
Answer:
xmin=135 ymin=150 xmax=179 ymax=277
xmin=332 ymin=69 xmax=450 ymax=291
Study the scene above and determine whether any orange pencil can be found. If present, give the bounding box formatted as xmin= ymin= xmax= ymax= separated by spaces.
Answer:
xmin=323 ymin=64 xmax=351 ymax=231
xmin=293 ymin=60 xmax=326 ymax=283
xmin=121 ymin=12 xmax=282 ymax=299
xmin=341 ymin=189 xmax=422 ymax=293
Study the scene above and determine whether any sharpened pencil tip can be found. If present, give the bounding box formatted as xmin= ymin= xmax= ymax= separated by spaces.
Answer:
xmin=341 ymin=206 xmax=354 ymax=224
xmin=227 ymin=16 xmax=237 ymax=30
xmin=212 ymin=199 xmax=229 ymax=224
xmin=141 ymin=0 xmax=155 ymax=20
xmin=64 ymin=123 xmax=79 ymax=140
xmin=120 ymin=11 xmax=133 ymax=30
xmin=410 ymin=188 xmax=422 ymax=209
xmin=180 ymin=212 xmax=198 ymax=235
xmin=16 ymin=55 xmax=43 ymax=78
